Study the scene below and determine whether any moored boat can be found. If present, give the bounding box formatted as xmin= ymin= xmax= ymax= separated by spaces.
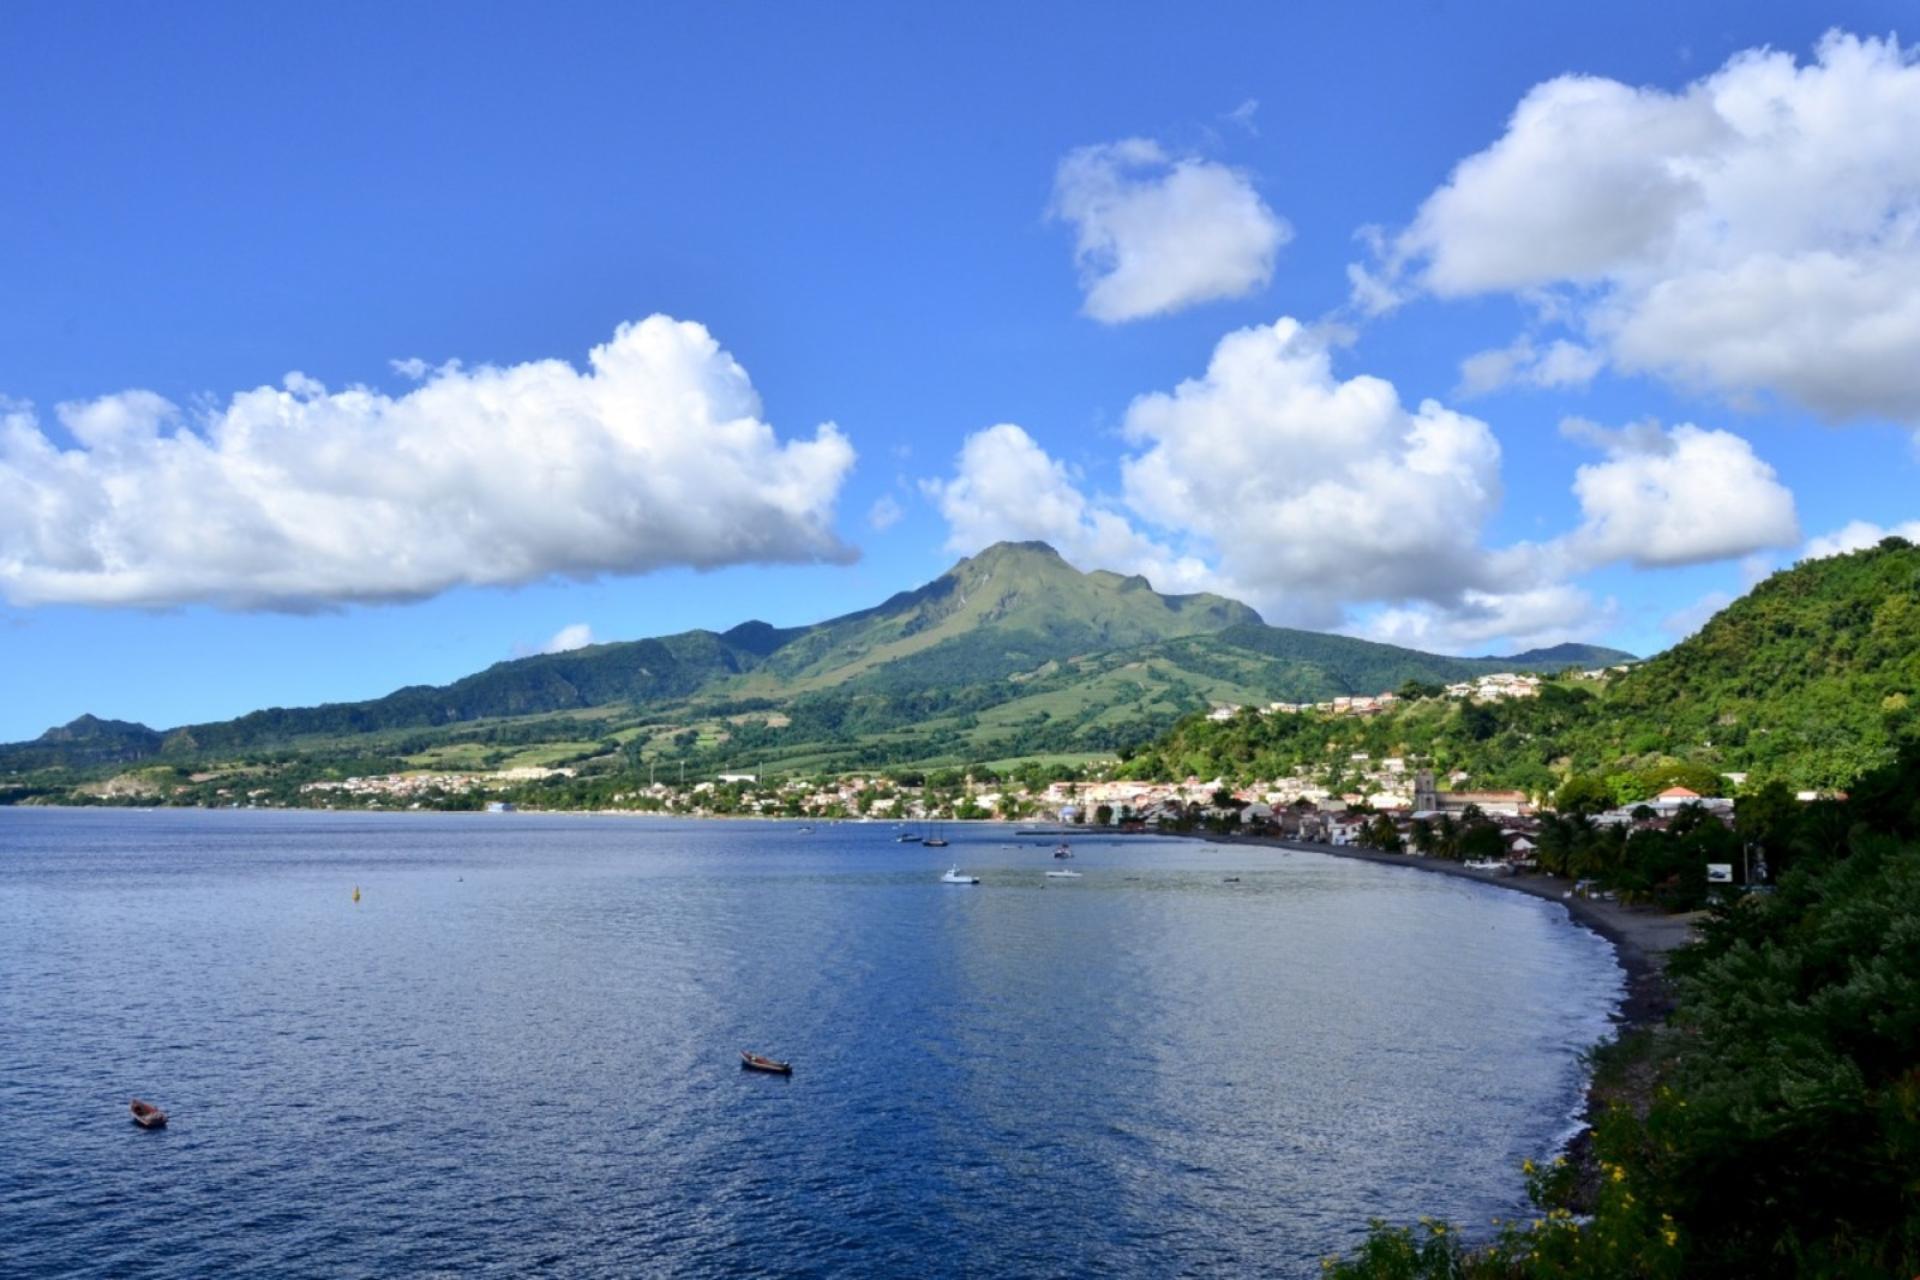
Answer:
xmin=1052 ymin=843 xmax=1073 ymax=859
xmin=1044 ymin=869 xmax=1082 ymax=879
xmin=939 ymin=866 xmax=979 ymax=884
xmin=129 ymin=1099 xmax=167 ymax=1129
xmin=740 ymin=1050 xmax=793 ymax=1074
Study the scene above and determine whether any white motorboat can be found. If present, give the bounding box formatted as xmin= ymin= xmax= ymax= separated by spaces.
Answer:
xmin=1044 ymin=869 xmax=1082 ymax=879
xmin=939 ymin=867 xmax=979 ymax=884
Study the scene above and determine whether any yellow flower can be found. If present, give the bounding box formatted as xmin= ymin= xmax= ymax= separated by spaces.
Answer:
xmin=1522 ymin=1158 xmax=1536 ymax=1175
xmin=1663 ymin=1228 xmax=1678 ymax=1247
xmin=1611 ymin=1165 xmax=1626 ymax=1183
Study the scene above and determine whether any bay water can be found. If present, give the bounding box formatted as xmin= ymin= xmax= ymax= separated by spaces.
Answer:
xmin=0 ymin=809 xmax=1622 ymax=1276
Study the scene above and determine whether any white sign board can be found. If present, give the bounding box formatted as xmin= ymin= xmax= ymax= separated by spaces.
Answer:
xmin=1706 ymin=863 xmax=1734 ymax=883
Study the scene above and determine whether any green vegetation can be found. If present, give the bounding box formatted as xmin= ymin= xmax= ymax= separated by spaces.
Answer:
xmin=1330 ymin=743 xmax=1920 ymax=1278
xmin=0 ymin=542 xmax=1627 ymax=801
xmin=1139 ymin=539 xmax=1920 ymax=796
xmin=12 ymin=539 xmax=1911 ymax=807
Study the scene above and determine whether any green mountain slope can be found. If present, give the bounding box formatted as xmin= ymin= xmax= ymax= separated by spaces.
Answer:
xmin=742 ymin=541 xmax=1261 ymax=692
xmin=4 ymin=715 xmax=165 ymax=770
xmin=1142 ymin=537 xmax=1920 ymax=793
xmin=1 ymin=540 xmax=1637 ymax=779
xmin=153 ymin=628 xmax=777 ymax=756
xmin=1584 ymin=535 xmax=1920 ymax=783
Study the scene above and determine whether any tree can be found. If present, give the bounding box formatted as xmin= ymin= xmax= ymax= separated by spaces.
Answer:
xmin=1093 ymin=803 xmax=1113 ymax=826
xmin=1365 ymin=813 xmax=1403 ymax=852
xmin=1554 ymin=773 xmax=1612 ymax=817
xmin=1736 ymin=778 xmax=1800 ymax=871
xmin=1458 ymin=820 xmax=1505 ymax=863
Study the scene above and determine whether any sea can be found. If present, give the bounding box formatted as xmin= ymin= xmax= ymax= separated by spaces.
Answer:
xmin=0 ymin=808 xmax=1623 ymax=1277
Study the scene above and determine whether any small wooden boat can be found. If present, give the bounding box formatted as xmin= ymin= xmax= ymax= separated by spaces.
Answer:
xmin=740 ymin=1050 xmax=792 ymax=1075
xmin=129 ymin=1099 xmax=168 ymax=1129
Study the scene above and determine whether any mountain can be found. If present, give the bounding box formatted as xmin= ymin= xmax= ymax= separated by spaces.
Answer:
xmin=0 ymin=542 xmax=1635 ymax=780
xmin=736 ymin=540 xmax=1261 ymax=694
xmin=2 ymin=715 xmax=165 ymax=770
xmin=1480 ymin=642 xmax=1634 ymax=667
xmin=1582 ymin=535 xmax=1920 ymax=784
xmin=1142 ymin=537 xmax=1920 ymax=793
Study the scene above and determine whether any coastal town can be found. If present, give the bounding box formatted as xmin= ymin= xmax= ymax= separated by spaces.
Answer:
xmin=251 ymin=666 xmax=1764 ymax=876
xmin=272 ymin=729 xmax=1756 ymax=881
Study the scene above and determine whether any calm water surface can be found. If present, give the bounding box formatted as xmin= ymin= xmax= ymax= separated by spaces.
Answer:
xmin=0 ymin=809 xmax=1622 ymax=1277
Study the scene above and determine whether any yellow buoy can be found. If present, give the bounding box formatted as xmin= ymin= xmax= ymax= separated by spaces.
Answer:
xmin=352 ymin=886 xmax=361 ymax=903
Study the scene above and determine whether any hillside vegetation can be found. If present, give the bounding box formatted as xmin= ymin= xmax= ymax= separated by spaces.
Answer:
xmin=1142 ymin=538 xmax=1920 ymax=794
xmin=0 ymin=542 xmax=1628 ymax=794
xmin=1333 ymin=741 xmax=1920 ymax=1278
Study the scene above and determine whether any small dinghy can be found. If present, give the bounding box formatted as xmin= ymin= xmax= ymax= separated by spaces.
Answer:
xmin=939 ymin=867 xmax=979 ymax=884
xmin=1045 ymin=869 xmax=1082 ymax=879
xmin=1052 ymin=843 xmax=1073 ymax=859
xmin=129 ymin=1099 xmax=168 ymax=1129
xmin=741 ymin=1051 xmax=793 ymax=1075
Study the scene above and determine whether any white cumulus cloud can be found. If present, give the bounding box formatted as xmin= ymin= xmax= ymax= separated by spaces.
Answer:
xmin=928 ymin=319 xmax=1594 ymax=646
xmin=540 ymin=622 xmax=596 ymax=654
xmin=1361 ymin=585 xmax=1615 ymax=654
xmin=1356 ymin=31 xmax=1920 ymax=424
xmin=926 ymin=319 xmax=1805 ymax=653
xmin=0 ymin=316 xmax=856 ymax=610
xmin=1049 ymin=138 xmax=1290 ymax=323
xmin=1116 ymin=317 xmax=1508 ymax=624
xmin=1558 ymin=420 xmax=1800 ymax=568
xmin=921 ymin=423 xmax=1219 ymax=596
xmin=1803 ymin=518 xmax=1920 ymax=559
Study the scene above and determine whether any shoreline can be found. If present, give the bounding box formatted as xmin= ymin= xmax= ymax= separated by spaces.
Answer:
xmin=1226 ymin=835 xmax=1690 ymax=1030
xmin=1220 ymin=833 xmax=1690 ymax=1207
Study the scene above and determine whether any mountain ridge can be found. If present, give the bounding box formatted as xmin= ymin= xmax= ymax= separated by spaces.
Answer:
xmin=2 ymin=542 xmax=1634 ymax=775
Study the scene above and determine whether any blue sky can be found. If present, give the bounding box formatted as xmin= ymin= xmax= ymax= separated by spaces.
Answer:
xmin=3 ymin=1 xmax=1918 ymax=741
